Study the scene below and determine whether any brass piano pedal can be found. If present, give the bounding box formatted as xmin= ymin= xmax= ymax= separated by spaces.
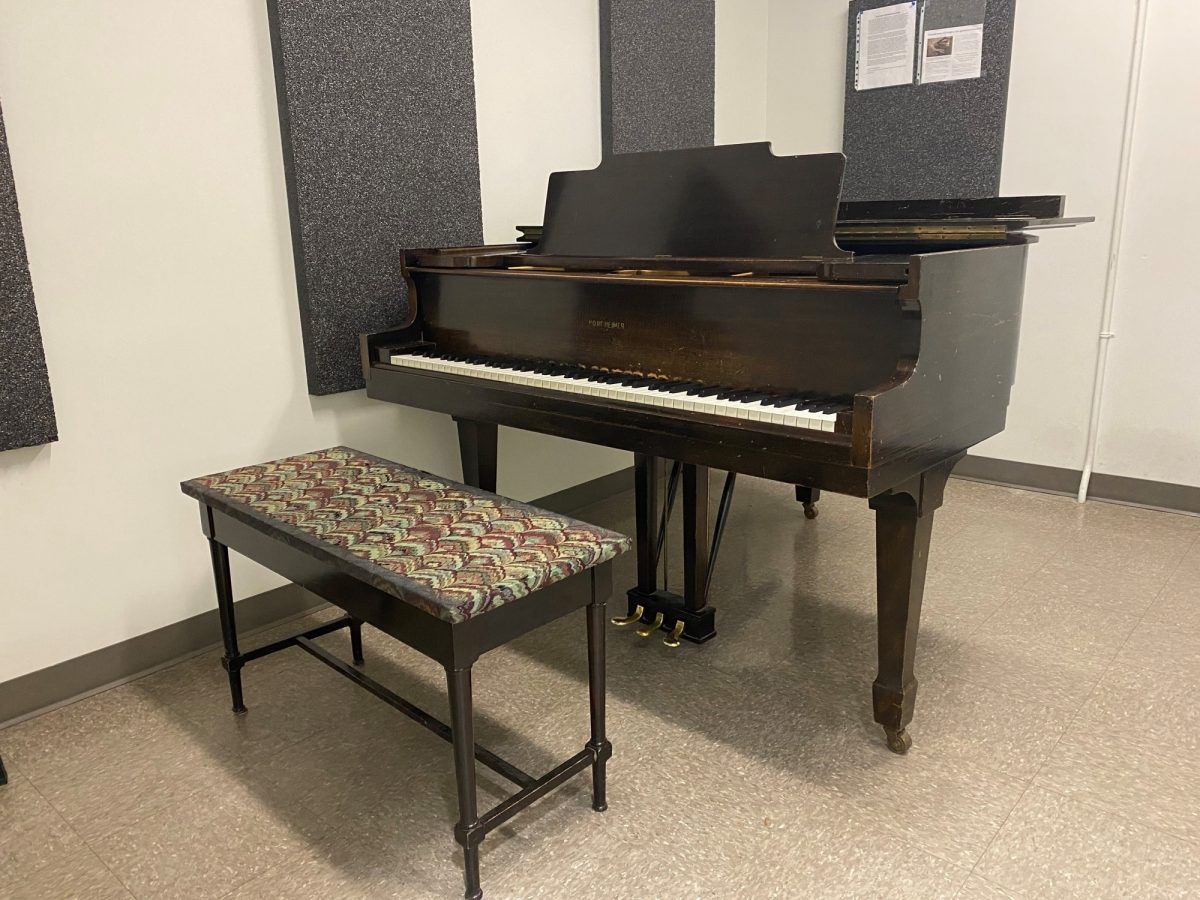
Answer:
xmin=636 ymin=612 xmax=665 ymax=638
xmin=663 ymin=620 xmax=685 ymax=648
xmin=611 ymin=604 xmax=645 ymax=627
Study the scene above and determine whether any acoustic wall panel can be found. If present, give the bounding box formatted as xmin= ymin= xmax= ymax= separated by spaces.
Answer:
xmin=268 ymin=0 xmax=484 ymax=395
xmin=843 ymin=0 xmax=1016 ymax=201
xmin=0 ymin=99 xmax=57 ymax=453
xmin=600 ymin=0 xmax=715 ymax=156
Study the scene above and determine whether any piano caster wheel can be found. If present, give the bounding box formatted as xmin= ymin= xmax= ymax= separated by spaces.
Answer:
xmin=611 ymin=604 xmax=645 ymax=627
xmin=884 ymin=727 xmax=912 ymax=755
xmin=803 ymin=503 xmax=818 ymax=520
xmin=663 ymin=620 xmax=685 ymax=648
xmin=636 ymin=612 xmax=665 ymax=638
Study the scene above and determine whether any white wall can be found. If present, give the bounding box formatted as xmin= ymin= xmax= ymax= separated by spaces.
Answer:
xmin=762 ymin=0 xmax=847 ymax=155
xmin=1095 ymin=1 xmax=1200 ymax=488
xmin=715 ymin=0 xmax=769 ymax=144
xmin=469 ymin=0 xmax=629 ymax=497
xmin=718 ymin=0 xmax=1200 ymax=488
xmin=0 ymin=0 xmax=624 ymax=684
xmin=986 ymin=0 xmax=1135 ymax=470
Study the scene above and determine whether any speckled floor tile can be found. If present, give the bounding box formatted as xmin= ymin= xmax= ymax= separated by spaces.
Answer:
xmin=7 ymin=479 xmax=1200 ymax=899
xmin=954 ymin=874 xmax=1024 ymax=899
xmin=910 ymin=669 xmax=1076 ymax=781
xmin=975 ymin=787 xmax=1200 ymax=899
xmin=0 ymin=687 xmax=176 ymax=782
xmin=1116 ymin=619 xmax=1200 ymax=675
xmin=1142 ymin=547 xmax=1200 ymax=632
xmin=977 ymin=592 xmax=1141 ymax=658
xmin=921 ymin=629 xmax=1108 ymax=712
xmin=0 ymin=773 xmax=86 ymax=884
xmin=14 ymin=713 xmax=245 ymax=842
xmin=88 ymin=778 xmax=318 ymax=900
xmin=1069 ymin=662 xmax=1200 ymax=752
xmin=0 ymin=847 xmax=133 ymax=900
xmin=1034 ymin=721 xmax=1200 ymax=844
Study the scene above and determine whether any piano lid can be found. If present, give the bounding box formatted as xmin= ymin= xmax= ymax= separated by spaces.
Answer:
xmin=533 ymin=143 xmax=851 ymax=263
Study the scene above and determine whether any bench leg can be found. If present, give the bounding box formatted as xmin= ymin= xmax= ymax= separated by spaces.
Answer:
xmin=208 ymin=539 xmax=246 ymax=714
xmin=447 ymin=666 xmax=483 ymax=900
xmin=587 ymin=575 xmax=610 ymax=813
xmin=349 ymin=617 xmax=365 ymax=665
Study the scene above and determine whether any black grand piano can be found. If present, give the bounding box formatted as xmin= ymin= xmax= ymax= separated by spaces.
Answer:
xmin=361 ymin=143 xmax=1087 ymax=753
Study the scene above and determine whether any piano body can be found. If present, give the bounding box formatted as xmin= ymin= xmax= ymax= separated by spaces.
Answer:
xmin=361 ymin=143 xmax=1087 ymax=753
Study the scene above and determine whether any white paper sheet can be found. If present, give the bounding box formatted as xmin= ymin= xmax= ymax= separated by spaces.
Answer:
xmin=855 ymin=2 xmax=918 ymax=91
xmin=920 ymin=24 xmax=984 ymax=83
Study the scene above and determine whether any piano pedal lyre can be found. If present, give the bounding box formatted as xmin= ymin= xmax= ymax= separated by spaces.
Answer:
xmin=663 ymin=620 xmax=685 ymax=648
xmin=611 ymin=604 xmax=645 ymax=627
xmin=636 ymin=612 xmax=664 ymax=638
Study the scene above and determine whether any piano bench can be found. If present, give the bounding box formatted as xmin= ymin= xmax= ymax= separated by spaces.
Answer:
xmin=181 ymin=447 xmax=631 ymax=900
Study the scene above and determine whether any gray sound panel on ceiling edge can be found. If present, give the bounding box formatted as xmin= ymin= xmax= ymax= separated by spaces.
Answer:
xmin=267 ymin=0 xmax=483 ymax=396
xmin=0 ymin=99 xmax=57 ymax=453
xmin=843 ymin=0 xmax=1016 ymax=202
xmin=600 ymin=0 xmax=715 ymax=156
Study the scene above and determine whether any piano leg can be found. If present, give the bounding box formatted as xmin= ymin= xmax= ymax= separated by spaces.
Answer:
xmin=635 ymin=453 xmax=660 ymax=593
xmin=794 ymin=486 xmax=821 ymax=519
xmin=682 ymin=464 xmax=711 ymax=613
xmin=869 ymin=460 xmax=955 ymax=754
xmin=623 ymin=456 xmax=717 ymax=643
xmin=0 ymin=754 xmax=7 ymax=786
xmin=455 ymin=418 xmax=498 ymax=493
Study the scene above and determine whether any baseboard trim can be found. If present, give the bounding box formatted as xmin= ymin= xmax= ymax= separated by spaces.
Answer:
xmin=953 ymin=455 xmax=1080 ymax=496
xmin=0 ymin=584 xmax=325 ymax=728
xmin=955 ymin=454 xmax=1200 ymax=516
xmin=531 ymin=466 xmax=633 ymax=514
xmin=0 ymin=469 xmax=638 ymax=729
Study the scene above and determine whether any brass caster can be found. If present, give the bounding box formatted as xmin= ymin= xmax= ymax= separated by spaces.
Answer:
xmin=636 ymin=612 xmax=664 ymax=637
xmin=803 ymin=503 xmax=818 ymax=520
xmin=884 ymin=727 xmax=912 ymax=755
xmin=663 ymin=620 xmax=685 ymax=648
xmin=611 ymin=604 xmax=645 ymax=627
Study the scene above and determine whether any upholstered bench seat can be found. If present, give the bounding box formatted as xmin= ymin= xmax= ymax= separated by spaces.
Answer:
xmin=182 ymin=447 xmax=630 ymax=900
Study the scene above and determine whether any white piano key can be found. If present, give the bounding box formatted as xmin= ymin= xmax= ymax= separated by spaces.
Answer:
xmin=388 ymin=353 xmax=845 ymax=434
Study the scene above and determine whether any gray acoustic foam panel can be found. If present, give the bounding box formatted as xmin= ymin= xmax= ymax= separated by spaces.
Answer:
xmin=600 ymin=0 xmax=715 ymax=155
xmin=267 ymin=0 xmax=483 ymax=395
xmin=843 ymin=0 xmax=1016 ymax=201
xmin=0 ymin=99 xmax=57 ymax=452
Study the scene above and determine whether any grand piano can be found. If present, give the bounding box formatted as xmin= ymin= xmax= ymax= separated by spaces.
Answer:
xmin=361 ymin=143 xmax=1087 ymax=753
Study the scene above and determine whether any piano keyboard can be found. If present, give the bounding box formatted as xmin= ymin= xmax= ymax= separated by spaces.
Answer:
xmin=389 ymin=350 xmax=848 ymax=432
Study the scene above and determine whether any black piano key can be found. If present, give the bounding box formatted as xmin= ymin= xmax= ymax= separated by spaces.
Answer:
xmin=697 ymin=386 xmax=724 ymax=398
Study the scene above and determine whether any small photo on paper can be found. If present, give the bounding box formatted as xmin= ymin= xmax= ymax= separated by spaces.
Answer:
xmin=926 ymin=35 xmax=954 ymax=58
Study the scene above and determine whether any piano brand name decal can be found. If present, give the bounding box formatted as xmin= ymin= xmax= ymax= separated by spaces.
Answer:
xmin=588 ymin=319 xmax=626 ymax=330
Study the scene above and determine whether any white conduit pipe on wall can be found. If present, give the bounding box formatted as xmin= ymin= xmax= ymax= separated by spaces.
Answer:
xmin=1077 ymin=0 xmax=1151 ymax=503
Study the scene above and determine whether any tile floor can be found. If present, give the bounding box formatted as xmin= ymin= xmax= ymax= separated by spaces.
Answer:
xmin=2 ymin=477 xmax=1199 ymax=899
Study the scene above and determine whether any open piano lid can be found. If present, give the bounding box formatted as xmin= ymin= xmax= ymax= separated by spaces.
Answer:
xmin=410 ymin=143 xmax=1091 ymax=274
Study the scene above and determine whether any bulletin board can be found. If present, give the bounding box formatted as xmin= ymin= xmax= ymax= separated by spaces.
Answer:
xmin=842 ymin=0 xmax=1016 ymax=201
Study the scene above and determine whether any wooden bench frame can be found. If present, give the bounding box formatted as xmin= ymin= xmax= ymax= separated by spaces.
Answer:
xmin=197 ymin=502 xmax=613 ymax=900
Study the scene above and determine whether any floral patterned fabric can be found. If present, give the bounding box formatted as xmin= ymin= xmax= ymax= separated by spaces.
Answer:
xmin=182 ymin=447 xmax=631 ymax=624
